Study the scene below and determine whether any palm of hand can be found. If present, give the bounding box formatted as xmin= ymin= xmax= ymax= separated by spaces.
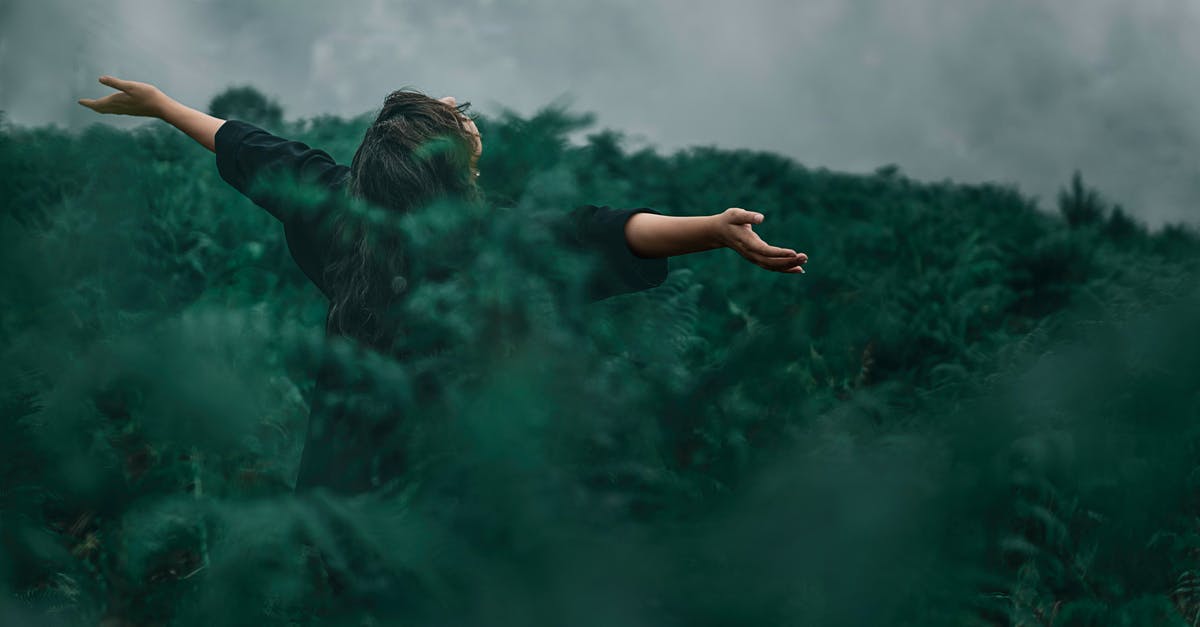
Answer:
xmin=719 ymin=208 xmax=807 ymax=273
xmin=78 ymin=76 xmax=163 ymax=117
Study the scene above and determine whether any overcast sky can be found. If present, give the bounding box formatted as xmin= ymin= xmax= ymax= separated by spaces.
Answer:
xmin=3 ymin=0 xmax=1198 ymax=227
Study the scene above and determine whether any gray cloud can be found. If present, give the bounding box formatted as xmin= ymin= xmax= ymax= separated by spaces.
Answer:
xmin=3 ymin=0 xmax=1198 ymax=226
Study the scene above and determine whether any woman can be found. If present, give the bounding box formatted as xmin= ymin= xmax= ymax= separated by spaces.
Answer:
xmin=78 ymin=75 xmax=809 ymax=495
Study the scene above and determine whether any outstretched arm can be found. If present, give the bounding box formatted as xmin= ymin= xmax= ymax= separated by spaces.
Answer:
xmin=78 ymin=76 xmax=224 ymax=152
xmin=80 ymin=75 xmax=349 ymax=298
xmin=626 ymin=208 xmax=807 ymax=273
xmin=80 ymin=74 xmax=348 ymax=226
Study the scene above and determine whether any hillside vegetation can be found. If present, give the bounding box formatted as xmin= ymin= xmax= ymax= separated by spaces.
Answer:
xmin=1 ymin=90 xmax=1199 ymax=626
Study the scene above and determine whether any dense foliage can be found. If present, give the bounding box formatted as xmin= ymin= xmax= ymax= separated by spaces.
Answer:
xmin=1 ymin=89 xmax=1198 ymax=625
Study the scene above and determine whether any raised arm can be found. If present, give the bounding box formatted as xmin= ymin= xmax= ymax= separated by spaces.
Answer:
xmin=78 ymin=76 xmax=224 ymax=152
xmin=161 ymin=98 xmax=225 ymax=153
xmin=80 ymin=75 xmax=348 ymax=225
xmin=547 ymin=204 xmax=807 ymax=304
xmin=80 ymin=75 xmax=349 ymax=297
xmin=625 ymin=208 xmax=807 ymax=273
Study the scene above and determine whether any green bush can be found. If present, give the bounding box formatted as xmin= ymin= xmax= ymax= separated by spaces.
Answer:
xmin=1 ymin=95 xmax=1198 ymax=625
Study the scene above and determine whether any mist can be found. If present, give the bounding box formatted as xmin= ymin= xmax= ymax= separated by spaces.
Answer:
xmin=3 ymin=0 xmax=1198 ymax=226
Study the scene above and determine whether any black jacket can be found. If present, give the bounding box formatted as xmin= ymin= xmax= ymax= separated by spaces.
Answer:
xmin=213 ymin=119 xmax=669 ymax=493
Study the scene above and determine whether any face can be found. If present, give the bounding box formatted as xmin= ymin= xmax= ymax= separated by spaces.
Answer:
xmin=438 ymin=96 xmax=482 ymax=174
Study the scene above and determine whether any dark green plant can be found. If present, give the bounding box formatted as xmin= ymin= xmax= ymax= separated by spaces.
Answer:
xmin=208 ymin=85 xmax=284 ymax=130
xmin=1 ymin=91 xmax=1198 ymax=625
xmin=1058 ymin=170 xmax=1108 ymax=228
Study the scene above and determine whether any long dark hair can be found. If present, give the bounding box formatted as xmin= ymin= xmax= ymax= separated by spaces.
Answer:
xmin=322 ymin=88 xmax=482 ymax=352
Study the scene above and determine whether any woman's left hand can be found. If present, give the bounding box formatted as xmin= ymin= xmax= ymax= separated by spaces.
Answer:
xmin=78 ymin=75 xmax=169 ymax=118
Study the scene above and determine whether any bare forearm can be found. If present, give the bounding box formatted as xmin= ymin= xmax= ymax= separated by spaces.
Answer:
xmin=626 ymin=208 xmax=807 ymax=273
xmin=157 ymin=98 xmax=225 ymax=153
xmin=78 ymin=77 xmax=225 ymax=152
xmin=624 ymin=213 xmax=722 ymax=258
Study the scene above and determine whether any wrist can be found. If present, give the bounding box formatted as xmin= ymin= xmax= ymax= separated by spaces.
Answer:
xmin=152 ymin=93 xmax=177 ymax=120
xmin=705 ymin=214 xmax=728 ymax=249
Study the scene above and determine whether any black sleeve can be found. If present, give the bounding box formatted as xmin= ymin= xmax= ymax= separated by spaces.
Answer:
xmin=214 ymin=120 xmax=350 ymax=297
xmin=548 ymin=205 xmax=670 ymax=302
xmin=214 ymin=119 xmax=350 ymax=229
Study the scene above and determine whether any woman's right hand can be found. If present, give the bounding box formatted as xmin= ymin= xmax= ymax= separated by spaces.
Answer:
xmin=78 ymin=75 xmax=169 ymax=118
xmin=712 ymin=207 xmax=808 ymax=273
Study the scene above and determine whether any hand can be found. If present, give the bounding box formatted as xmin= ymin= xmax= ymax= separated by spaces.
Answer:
xmin=713 ymin=208 xmax=807 ymax=273
xmin=78 ymin=75 xmax=169 ymax=118
xmin=438 ymin=95 xmax=482 ymax=175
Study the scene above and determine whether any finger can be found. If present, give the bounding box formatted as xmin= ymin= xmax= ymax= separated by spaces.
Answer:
xmin=78 ymin=94 xmax=117 ymax=111
xmin=99 ymin=75 xmax=135 ymax=92
xmin=752 ymin=252 xmax=804 ymax=271
xmin=726 ymin=207 xmax=764 ymax=225
xmin=741 ymin=233 xmax=797 ymax=258
xmin=77 ymin=97 xmax=109 ymax=111
xmin=764 ymin=249 xmax=808 ymax=268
